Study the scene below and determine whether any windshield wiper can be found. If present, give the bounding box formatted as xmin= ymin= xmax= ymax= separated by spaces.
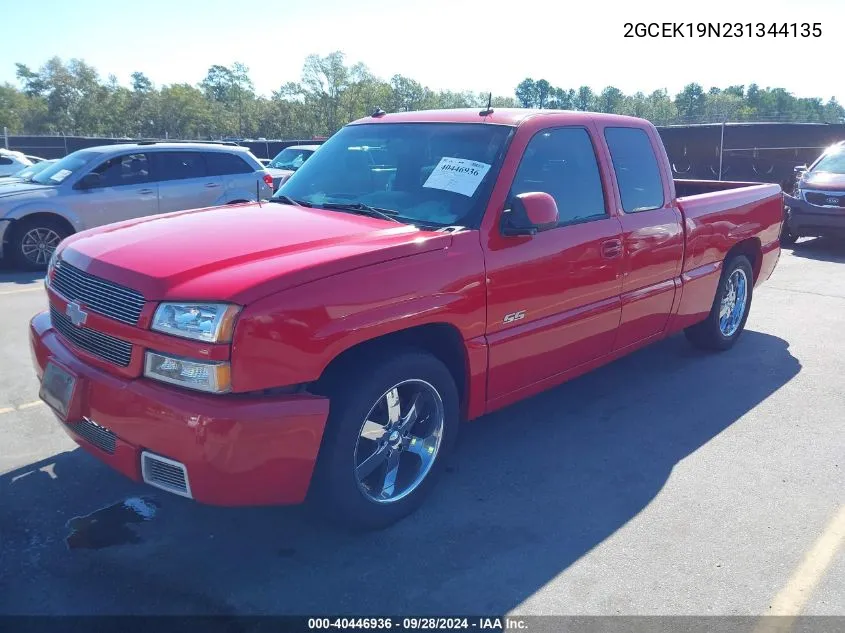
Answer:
xmin=269 ymin=195 xmax=313 ymax=207
xmin=318 ymin=202 xmax=402 ymax=223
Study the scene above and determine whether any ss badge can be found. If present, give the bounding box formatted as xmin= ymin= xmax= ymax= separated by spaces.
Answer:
xmin=503 ymin=310 xmax=526 ymax=324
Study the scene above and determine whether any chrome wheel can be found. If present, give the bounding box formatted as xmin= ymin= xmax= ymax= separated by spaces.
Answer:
xmin=21 ymin=227 xmax=62 ymax=265
xmin=354 ymin=379 xmax=445 ymax=504
xmin=719 ymin=267 xmax=748 ymax=337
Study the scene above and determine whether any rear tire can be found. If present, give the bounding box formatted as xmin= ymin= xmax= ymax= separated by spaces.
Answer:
xmin=10 ymin=216 xmax=70 ymax=271
xmin=309 ymin=350 xmax=459 ymax=531
xmin=684 ymin=255 xmax=754 ymax=352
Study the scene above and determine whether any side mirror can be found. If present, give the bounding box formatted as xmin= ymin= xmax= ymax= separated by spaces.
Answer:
xmin=76 ymin=173 xmax=101 ymax=190
xmin=502 ymin=192 xmax=559 ymax=236
xmin=794 ymin=165 xmax=808 ymax=174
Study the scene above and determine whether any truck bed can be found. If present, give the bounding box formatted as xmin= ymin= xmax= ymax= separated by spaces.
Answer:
xmin=674 ymin=178 xmax=780 ymax=197
xmin=674 ymin=179 xmax=784 ymax=278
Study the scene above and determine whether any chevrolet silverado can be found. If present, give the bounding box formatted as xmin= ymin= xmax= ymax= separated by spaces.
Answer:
xmin=30 ymin=108 xmax=784 ymax=530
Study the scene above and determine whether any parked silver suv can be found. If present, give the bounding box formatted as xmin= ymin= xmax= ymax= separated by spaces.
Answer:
xmin=0 ymin=142 xmax=273 ymax=269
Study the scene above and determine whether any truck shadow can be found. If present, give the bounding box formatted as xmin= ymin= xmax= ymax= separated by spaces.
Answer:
xmin=789 ymin=237 xmax=845 ymax=263
xmin=0 ymin=331 xmax=800 ymax=615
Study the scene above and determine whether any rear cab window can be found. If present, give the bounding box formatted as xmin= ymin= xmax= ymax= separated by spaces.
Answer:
xmin=604 ymin=127 xmax=664 ymax=212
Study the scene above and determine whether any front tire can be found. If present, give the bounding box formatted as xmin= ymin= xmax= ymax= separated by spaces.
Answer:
xmin=10 ymin=216 xmax=70 ymax=271
xmin=685 ymin=255 xmax=754 ymax=351
xmin=309 ymin=350 xmax=459 ymax=531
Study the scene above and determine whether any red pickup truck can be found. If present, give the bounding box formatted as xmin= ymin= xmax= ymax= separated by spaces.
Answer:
xmin=30 ymin=109 xmax=783 ymax=530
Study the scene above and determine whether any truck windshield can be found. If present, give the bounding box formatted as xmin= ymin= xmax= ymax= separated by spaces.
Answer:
xmin=274 ymin=122 xmax=513 ymax=227
xmin=813 ymin=147 xmax=845 ymax=174
xmin=30 ymin=150 xmax=101 ymax=185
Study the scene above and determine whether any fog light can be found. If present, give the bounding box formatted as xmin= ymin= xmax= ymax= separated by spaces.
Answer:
xmin=144 ymin=351 xmax=231 ymax=394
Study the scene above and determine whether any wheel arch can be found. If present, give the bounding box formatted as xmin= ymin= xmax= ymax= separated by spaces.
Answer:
xmin=726 ymin=237 xmax=762 ymax=282
xmin=313 ymin=322 xmax=471 ymax=420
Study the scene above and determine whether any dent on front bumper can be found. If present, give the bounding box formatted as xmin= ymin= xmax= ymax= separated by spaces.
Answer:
xmin=29 ymin=310 xmax=330 ymax=506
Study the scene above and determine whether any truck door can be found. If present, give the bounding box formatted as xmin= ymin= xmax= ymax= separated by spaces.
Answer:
xmin=599 ymin=125 xmax=684 ymax=350
xmin=483 ymin=125 xmax=624 ymax=401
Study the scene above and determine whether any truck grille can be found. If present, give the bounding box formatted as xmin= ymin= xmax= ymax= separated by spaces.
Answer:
xmin=141 ymin=452 xmax=192 ymax=498
xmin=805 ymin=191 xmax=845 ymax=208
xmin=52 ymin=261 xmax=146 ymax=325
xmin=67 ymin=418 xmax=117 ymax=454
xmin=50 ymin=306 xmax=133 ymax=367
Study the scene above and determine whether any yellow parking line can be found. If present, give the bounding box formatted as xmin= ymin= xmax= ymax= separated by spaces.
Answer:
xmin=17 ymin=401 xmax=43 ymax=410
xmin=0 ymin=286 xmax=42 ymax=296
xmin=754 ymin=504 xmax=845 ymax=632
xmin=0 ymin=400 xmax=44 ymax=415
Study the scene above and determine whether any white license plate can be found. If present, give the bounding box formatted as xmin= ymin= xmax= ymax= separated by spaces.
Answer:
xmin=39 ymin=362 xmax=77 ymax=419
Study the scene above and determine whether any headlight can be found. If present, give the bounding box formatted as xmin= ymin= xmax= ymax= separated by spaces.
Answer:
xmin=144 ymin=351 xmax=231 ymax=393
xmin=151 ymin=302 xmax=240 ymax=343
xmin=45 ymin=250 xmax=58 ymax=287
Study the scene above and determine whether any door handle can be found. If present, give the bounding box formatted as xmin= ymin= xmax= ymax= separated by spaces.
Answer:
xmin=204 ymin=182 xmax=220 ymax=188
xmin=138 ymin=188 xmax=154 ymax=195
xmin=601 ymin=239 xmax=623 ymax=259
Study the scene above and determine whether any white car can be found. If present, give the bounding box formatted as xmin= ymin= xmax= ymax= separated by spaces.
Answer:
xmin=0 ymin=150 xmax=33 ymax=177
xmin=265 ymin=144 xmax=320 ymax=190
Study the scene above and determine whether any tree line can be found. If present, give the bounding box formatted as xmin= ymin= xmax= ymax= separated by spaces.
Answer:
xmin=1 ymin=52 xmax=842 ymax=141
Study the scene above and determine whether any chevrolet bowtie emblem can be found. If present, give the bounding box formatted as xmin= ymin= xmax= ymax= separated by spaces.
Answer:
xmin=66 ymin=301 xmax=88 ymax=327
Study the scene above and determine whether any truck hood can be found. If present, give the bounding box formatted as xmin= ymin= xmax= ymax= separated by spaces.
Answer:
xmin=58 ymin=202 xmax=453 ymax=304
xmin=0 ymin=182 xmax=58 ymax=201
xmin=800 ymin=171 xmax=845 ymax=191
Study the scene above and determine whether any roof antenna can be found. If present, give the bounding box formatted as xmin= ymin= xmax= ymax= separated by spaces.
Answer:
xmin=479 ymin=92 xmax=493 ymax=116
xmin=371 ymin=107 xmax=386 ymax=117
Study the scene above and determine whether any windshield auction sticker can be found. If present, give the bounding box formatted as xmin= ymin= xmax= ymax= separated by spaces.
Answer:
xmin=423 ymin=157 xmax=491 ymax=197
xmin=50 ymin=169 xmax=72 ymax=183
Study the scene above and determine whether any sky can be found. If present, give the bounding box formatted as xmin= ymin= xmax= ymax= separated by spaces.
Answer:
xmin=2 ymin=0 xmax=842 ymax=103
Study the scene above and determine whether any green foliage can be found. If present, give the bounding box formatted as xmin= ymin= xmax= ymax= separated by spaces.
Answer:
xmin=2 ymin=54 xmax=843 ymax=139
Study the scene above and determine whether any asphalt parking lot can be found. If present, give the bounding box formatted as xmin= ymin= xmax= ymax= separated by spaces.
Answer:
xmin=1 ymin=241 xmax=843 ymax=617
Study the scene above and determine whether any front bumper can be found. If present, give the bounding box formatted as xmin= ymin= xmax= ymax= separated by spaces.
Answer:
xmin=29 ymin=310 xmax=330 ymax=506
xmin=785 ymin=194 xmax=845 ymax=238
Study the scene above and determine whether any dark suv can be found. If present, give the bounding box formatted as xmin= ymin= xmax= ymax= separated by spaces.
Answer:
xmin=783 ymin=140 xmax=845 ymax=245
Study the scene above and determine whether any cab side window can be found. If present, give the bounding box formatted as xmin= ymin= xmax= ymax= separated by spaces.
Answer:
xmin=91 ymin=153 xmax=150 ymax=187
xmin=510 ymin=127 xmax=607 ymax=226
xmin=604 ymin=127 xmax=664 ymax=212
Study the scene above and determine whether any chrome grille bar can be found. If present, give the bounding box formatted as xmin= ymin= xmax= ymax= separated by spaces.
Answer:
xmin=50 ymin=307 xmax=133 ymax=367
xmin=67 ymin=418 xmax=117 ymax=454
xmin=52 ymin=261 xmax=145 ymax=325
xmin=141 ymin=452 xmax=192 ymax=498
